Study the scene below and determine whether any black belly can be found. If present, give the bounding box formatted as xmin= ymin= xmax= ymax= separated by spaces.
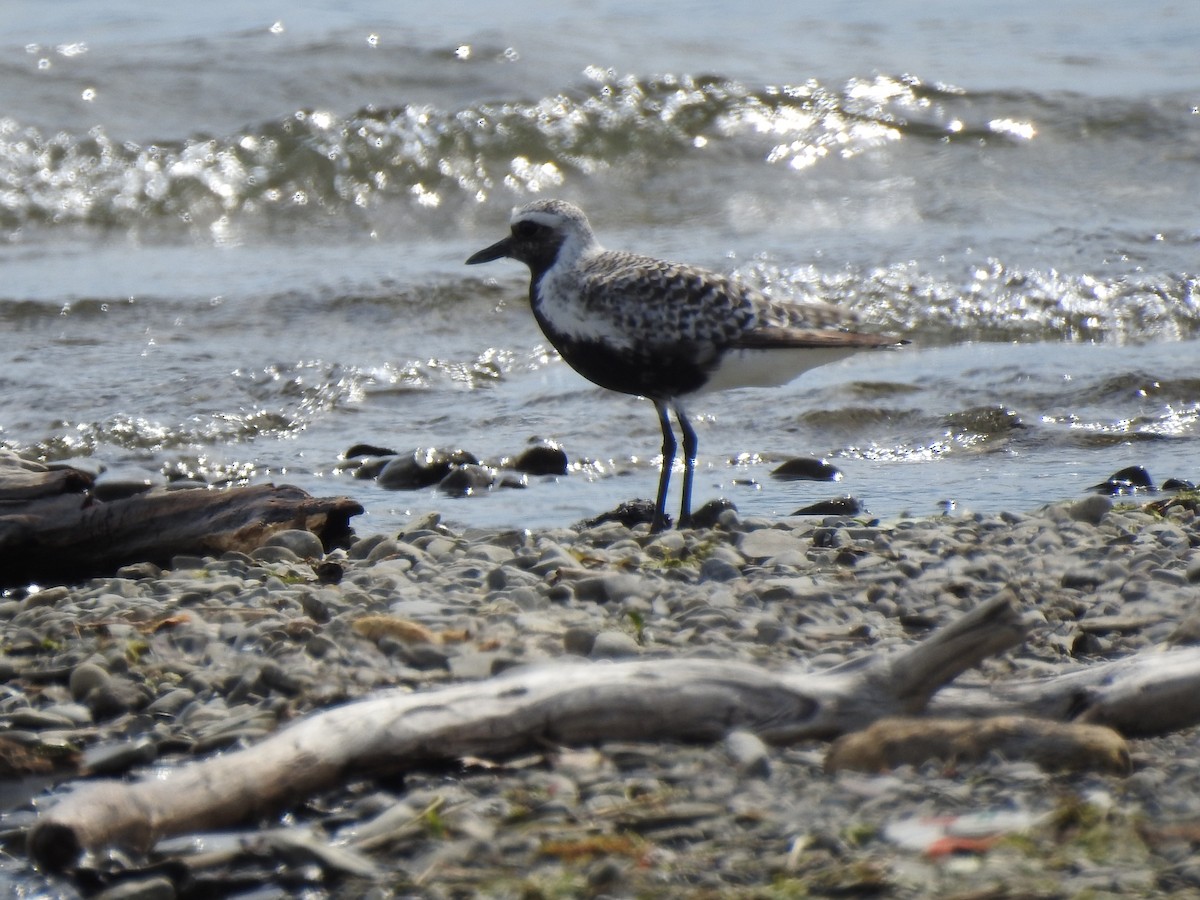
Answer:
xmin=548 ymin=334 xmax=713 ymax=400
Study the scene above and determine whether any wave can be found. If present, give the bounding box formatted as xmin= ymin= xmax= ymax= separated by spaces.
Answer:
xmin=1 ymin=71 xmax=1187 ymax=233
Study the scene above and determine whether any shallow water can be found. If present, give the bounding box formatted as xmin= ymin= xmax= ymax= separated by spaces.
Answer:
xmin=1 ymin=1 xmax=1198 ymax=535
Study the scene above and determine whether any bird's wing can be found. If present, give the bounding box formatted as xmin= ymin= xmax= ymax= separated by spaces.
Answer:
xmin=577 ymin=252 xmax=759 ymax=346
xmin=577 ymin=251 xmax=901 ymax=350
xmin=731 ymin=326 xmax=901 ymax=350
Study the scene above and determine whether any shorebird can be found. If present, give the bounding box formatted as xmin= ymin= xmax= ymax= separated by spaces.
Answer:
xmin=466 ymin=199 xmax=902 ymax=531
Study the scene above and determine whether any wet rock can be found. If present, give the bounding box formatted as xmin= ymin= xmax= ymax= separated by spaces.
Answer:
xmin=687 ymin=498 xmax=737 ymax=529
xmin=351 ymin=456 xmax=394 ymax=480
xmin=344 ymin=443 xmax=398 ymax=459
xmin=943 ymin=405 xmax=1024 ymax=435
xmin=792 ymin=496 xmax=863 ymax=517
xmin=263 ymin=528 xmax=325 ymax=559
xmin=509 ymin=442 xmax=569 ymax=476
xmin=1092 ymin=465 xmax=1155 ymax=495
xmin=771 ymin=457 xmax=843 ymax=481
xmin=377 ymin=448 xmax=479 ymax=490
xmin=438 ymin=464 xmax=495 ymax=497
xmin=1162 ymin=477 xmax=1195 ymax=491
xmin=580 ymin=499 xmax=659 ymax=529
xmin=92 ymin=477 xmax=158 ymax=501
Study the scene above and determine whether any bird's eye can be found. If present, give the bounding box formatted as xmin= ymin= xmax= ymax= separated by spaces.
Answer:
xmin=513 ymin=220 xmax=543 ymax=239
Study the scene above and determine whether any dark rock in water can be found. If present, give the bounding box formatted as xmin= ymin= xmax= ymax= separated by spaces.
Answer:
xmin=771 ymin=457 xmax=843 ymax=482
xmin=943 ymin=405 xmax=1024 ymax=434
xmin=497 ymin=474 xmax=528 ymax=489
xmin=688 ymin=498 xmax=737 ymax=529
xmin=1091 ymin=465 xmax=1155 ymax=495
xmin=437 ymin=464 xmax=495 ymax=497
xmin=352 ymin=456 xmax=394 ymax=480
xmin=92 ymin=477 xmax=157 ymax=502
xmin=344 ymin=443 xmax=398 ymax=459
xmin=377 ymin=448 xmax=479 ymax=490
xmin=580 ymin=499 xmax=660 ymax=529
xmin=1162 ymin=477 xmax=1195 ymax=492
xmin=792 ymin=496 xmax=863 ymax=517
xmin=510 ymin=442 xmax=569 ymax=476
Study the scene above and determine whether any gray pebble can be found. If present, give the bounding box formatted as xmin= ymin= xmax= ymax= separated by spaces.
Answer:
xmin=724 ymin=730 xmax=772 ymax=779
xmin=739 ymin=528 xmax=807 ymax=560
xmin=115 ymin=561 xmax=163 ymax=580
xmin=1069 ymin=494 xmax=1112 ymax=525
xmin=84 ymin=735 xmax=159 ymax=776
xmin=20 ymin=586 xmax=71 ymax=610
xmin=590 ymin=630 xmax=641 ymax=659
xmin=69 ymin=662 xmax=112 ymax=701
xmin=263 ymin=528 xmax=326 ymax=559
xmin=563 ymin=627 xmax=598 ymax=656
xmin=573 ymin=573 xmax=645 ymax=604
xmin=699 ymin=557 xmax=742 ymax=582
xmin=250 ymin=545 xmax=302 ymax=564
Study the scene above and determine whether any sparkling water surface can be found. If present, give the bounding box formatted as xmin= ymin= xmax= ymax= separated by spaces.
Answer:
xmin=1 ymin=0 xmax=1197 ymax=535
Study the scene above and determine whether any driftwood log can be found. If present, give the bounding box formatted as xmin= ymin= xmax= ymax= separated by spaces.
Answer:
xmin=27 ymin=589 xmax=1200 ymax=871
xmin=928 ymin=644 xmax=1200 ymax=736
xmin=0 ymin=453 xmax=362 ymax=588
xmin=31 ymin=594 xmax=1027 ymax=869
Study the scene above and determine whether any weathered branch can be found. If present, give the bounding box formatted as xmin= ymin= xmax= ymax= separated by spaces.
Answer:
xmin=929 ymin=645 xmax=1200 ymax=736
xmin=0 ymin=472 xmax=363 ymax=587
xmin=28 ymin=592 xmax=1025 ymax=870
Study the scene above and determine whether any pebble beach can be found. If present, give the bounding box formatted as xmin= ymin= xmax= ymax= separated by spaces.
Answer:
xmin=6 ymin=493 xmax=1200 ymax=898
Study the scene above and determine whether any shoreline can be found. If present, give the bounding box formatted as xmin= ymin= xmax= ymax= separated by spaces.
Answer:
xmin=4 ymin=496 xmax=1200 ymax=896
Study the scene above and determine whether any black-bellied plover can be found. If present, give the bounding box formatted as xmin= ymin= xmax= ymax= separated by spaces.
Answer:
xmin=466 ymin=199 xmax=902 ymax=531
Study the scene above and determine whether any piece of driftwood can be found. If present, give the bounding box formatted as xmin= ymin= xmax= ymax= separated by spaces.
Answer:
xmin=927 ymin=645 xmax=1200 ymax=737
xmin=825 ymin=715 xmax=1132 ymax=775
xmin=0 ymin=456 xmax=94 ymax=502
xmin=0 ymin=455 xmax=363 ymax=587
xmin=28 ymin=593 xmax=1027 ymax=870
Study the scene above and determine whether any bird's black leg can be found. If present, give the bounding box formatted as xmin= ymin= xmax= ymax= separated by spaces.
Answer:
xmin=675 ymin=405 xmax=698 ymax=528
xmin=651 ymin=400 xmax=676 ymax=533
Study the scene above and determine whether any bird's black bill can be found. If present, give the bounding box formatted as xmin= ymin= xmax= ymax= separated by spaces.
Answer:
xmin=465 ymin=236 xmax=513 ymax=265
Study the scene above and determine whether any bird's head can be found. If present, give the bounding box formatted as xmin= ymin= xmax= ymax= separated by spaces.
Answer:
xmin=466 ymin=199 xmax=598 ymax=276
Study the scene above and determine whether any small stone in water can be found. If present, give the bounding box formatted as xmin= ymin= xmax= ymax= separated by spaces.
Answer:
xmin=344 ymin=443 xmax=398 ymax=459
xmin=438 ymin=464 xmax=495 ymax=497
xmin=688 ymin=498 xmax=737 ymax=529
xmin=771 ymin=457 xmax=843 ymax=482
xmin=579 ymin=499 xmax=658 ymax=529
xmin=377 ymin=448 xmax=479 ymax=490
xmin=1092 ymin=465 xmax=1155 ymax=495
xmin=792 ymin=496 xmax=862 ymax=517
xmin=510 ymin=442 xmax=569 ymax=476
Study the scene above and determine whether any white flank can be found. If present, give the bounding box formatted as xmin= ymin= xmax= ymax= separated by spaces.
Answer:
xmin=696 ymin=346 xmax=863 ymax=395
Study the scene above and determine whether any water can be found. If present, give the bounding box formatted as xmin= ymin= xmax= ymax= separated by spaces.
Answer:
xmin=1 ymin=1 xmax=1198 ymax=538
